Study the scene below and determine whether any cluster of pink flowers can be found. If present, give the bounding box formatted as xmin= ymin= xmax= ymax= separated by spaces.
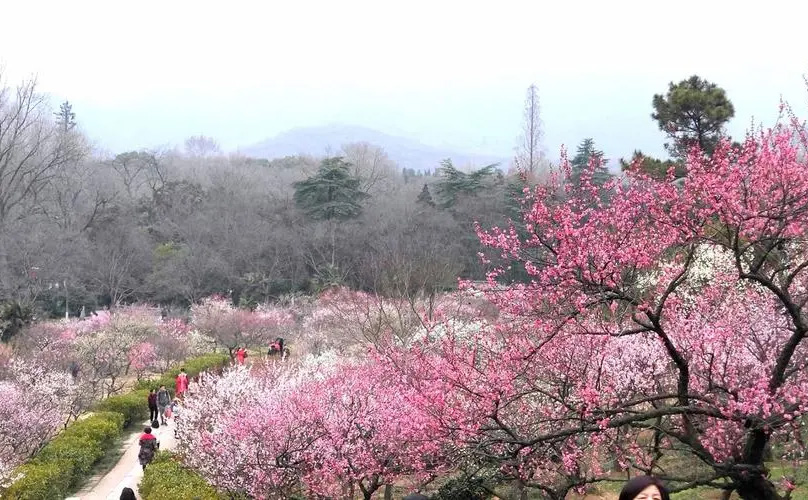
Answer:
xmin=191 ymin=296 xmax=295 ymax=357
xmin=178 ymin=359 xmax=443 ymax=499
xmin=176 ymin=115 xmax=808 ymax=498
xmin=0 ymin=361 xmax=78 ymax=485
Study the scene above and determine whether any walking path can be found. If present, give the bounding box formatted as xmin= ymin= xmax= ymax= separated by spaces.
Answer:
xmin=68 ymin=418 xmax=178 ymax=500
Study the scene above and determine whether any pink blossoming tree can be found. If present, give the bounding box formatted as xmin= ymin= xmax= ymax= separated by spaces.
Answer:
xmin=0 ymin=361 xmax=77 ymax=485
xmin=177 ymin=361 xmax=442 ymax=499
xmin=191 ymin=296 xmax=295 ymax=360
xmin=398 ymin=118 xmax=808 ymax=499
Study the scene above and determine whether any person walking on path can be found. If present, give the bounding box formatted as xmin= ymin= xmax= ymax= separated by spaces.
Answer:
xmin=175 ymin=368 xmax=188 ymax=397
xmin=235 ymin=346 xmax=247 ymax=365
xmin=156 ymin=385 xmax=171 ymax=425
xmin=137 ymin=427 xmax=159 ymax=471
xmin=120 ymin=486 xmax=136 ymax=500
xmin=147 ymin=388 xmax=158 ymax=422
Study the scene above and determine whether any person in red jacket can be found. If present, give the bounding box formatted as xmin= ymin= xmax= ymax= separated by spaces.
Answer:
xmin=175 ymin=368 xmax=188 ymax=397
xmin=138 ymin=427 xmax=159 ymax=471
xmin=235 ymin=347 xmax=247 ymax=365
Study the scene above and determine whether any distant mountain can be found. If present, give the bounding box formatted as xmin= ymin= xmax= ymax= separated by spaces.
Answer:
xmin=240 ymin=124 xmax=510 ymax=172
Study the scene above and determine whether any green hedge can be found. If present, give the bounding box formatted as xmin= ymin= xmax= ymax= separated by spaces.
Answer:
xmin=136 ymin=353 xmax=229 ymax=392
xmin=61 ymin=411 xmax=125 ymax=449
xmin=2 ymin=412 xmax=125 ymax=500
xmin=1 ymin=461 xmax=73 ymax=500
xmin=94 ymin=389 xmax=150 ymax=427
xmin=3 ymin=353 xmax=228 ymax=499
xmin=35 ymin=435 xmax=103 ymax=480
xmin=140 ymin=452 xmax=224 ymax=500
xmin=433 ymin=476 xmax=491 ymax=500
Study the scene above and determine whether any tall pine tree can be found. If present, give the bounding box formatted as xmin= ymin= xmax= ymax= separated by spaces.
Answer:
xmin=433 ymin=159 xmax=499 ymax=208
xmin=569 ymin=138 xmax=610 ymax=189
xmin=652 ymin=75 xmax=734 ymax=158
xmin=54 ymin=101 xmax=76 ymax=132
xmin=294 ymin=157 xmax=369 ymax=269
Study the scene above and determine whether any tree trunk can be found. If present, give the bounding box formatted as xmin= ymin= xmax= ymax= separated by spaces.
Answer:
xmin=384 ymin=484 xmax=393 ymax=500
xmin=514 ymin=480 xmax=529 ymax=500
xmin=736 ymin=476 xmax=782 ymax=500
xmin=330 ymin=219 xmax=336 ymax=268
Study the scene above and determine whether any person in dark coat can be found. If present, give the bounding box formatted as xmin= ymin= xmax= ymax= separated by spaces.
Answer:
xmin=138 ymin=427 xmax=159 ymax=471
xmin=120 ymin=487 xmax=136 ymax=500
xmin=147 ymin=388 xmax=158 ymax=422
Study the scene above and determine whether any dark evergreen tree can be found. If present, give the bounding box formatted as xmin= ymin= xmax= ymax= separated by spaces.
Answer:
xmin=416 ymin=183 xmax=435 ymax=207
xmin=54 ymin=100 xmax=76 ymax=132
xmin=652 ymin=75 xmax=734 ymax=158
xmin=619 ymin=150 xmax=685 ymax=179
xmin=434 ymin=159 xmax=499 ymax=208
xmin=293 ymin=157 xmax=369 ymax=269
xmin=569 ymin=138 xmax=610 ymax=189
xmin=293 ymin=157 xmax=368 ymax=221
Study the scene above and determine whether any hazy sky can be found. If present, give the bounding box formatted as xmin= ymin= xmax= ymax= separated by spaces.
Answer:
xmin=2 ymin=0 xmax=807 ymax=161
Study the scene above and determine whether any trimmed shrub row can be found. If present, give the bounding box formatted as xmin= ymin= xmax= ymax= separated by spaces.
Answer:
xmin=139 ymin=451 xmax=224 ymax=500
xmin=135 ymin=353 xmax=229 ymax=393
xmin=2 ymin=412 xmax=125 ymax=500
xmin=95 ymin=389 xmax=151 ymax=427
xmin=2 ymin=353 xmax=228 ymax=500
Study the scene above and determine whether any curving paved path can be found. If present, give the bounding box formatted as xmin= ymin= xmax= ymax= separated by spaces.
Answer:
xmin=68 ymin=417 xmax=178 ymax=500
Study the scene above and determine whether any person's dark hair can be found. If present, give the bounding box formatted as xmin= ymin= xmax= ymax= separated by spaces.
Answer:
xmin=144 ymin=426 xmax=152 ymax=434
xmin=619 ymin=476 xmax=670 ymax=500
xmin=120 ymin=487 xmax=136 ymax=500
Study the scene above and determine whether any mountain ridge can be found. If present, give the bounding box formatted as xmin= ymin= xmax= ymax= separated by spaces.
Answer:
xmin=240 ymin=124 xmax=510 ymax=172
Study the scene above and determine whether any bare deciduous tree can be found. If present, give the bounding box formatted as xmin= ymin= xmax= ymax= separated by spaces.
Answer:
xmin=513 ymin=83 xmax=545 ymax=176
xmin=107 ymin=150 xmax=166 ymax=199
xmin=40 ymin=157 xmax=112 ymax=233
xmin=0 ymin=75 xmax=86 ymax=225
xmin=341 ymin=142 xmax=398 ymax=193
xmin=184 ymin=135 xmax=221 ymax=158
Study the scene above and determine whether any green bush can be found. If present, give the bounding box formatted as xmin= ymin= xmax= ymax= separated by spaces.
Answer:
xmin=34 ymin=435 xmax=103 ymax=482
xmin=432 ymin=476 xmax=490 ymax=500
xmin=95 ymin=389 xmax=150 ymax=427
xmin=136 ymin=353 xmax=229 ymax=392
xmin=61 ymin=412 xmax=124 ymax=449
xmin=170 ymin=353 xmax=229 ymax=380
xmin=2 ymin=461 xmax=72 ymax=500
xmin=140 ymin=451 xmax=224 ymax=500
xmin=8 ymin=411 xmax=128 ymax=496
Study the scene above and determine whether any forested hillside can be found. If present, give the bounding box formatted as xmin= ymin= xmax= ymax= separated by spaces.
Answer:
xmin=0 ymin=78 xmax=530 ymax=333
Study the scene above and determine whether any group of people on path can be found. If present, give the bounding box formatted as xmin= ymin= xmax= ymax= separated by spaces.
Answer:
xmin=234 ymin=338 xmax=287 ymax=366
xmin=139 ymin=368 xmax=190 ymax=472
